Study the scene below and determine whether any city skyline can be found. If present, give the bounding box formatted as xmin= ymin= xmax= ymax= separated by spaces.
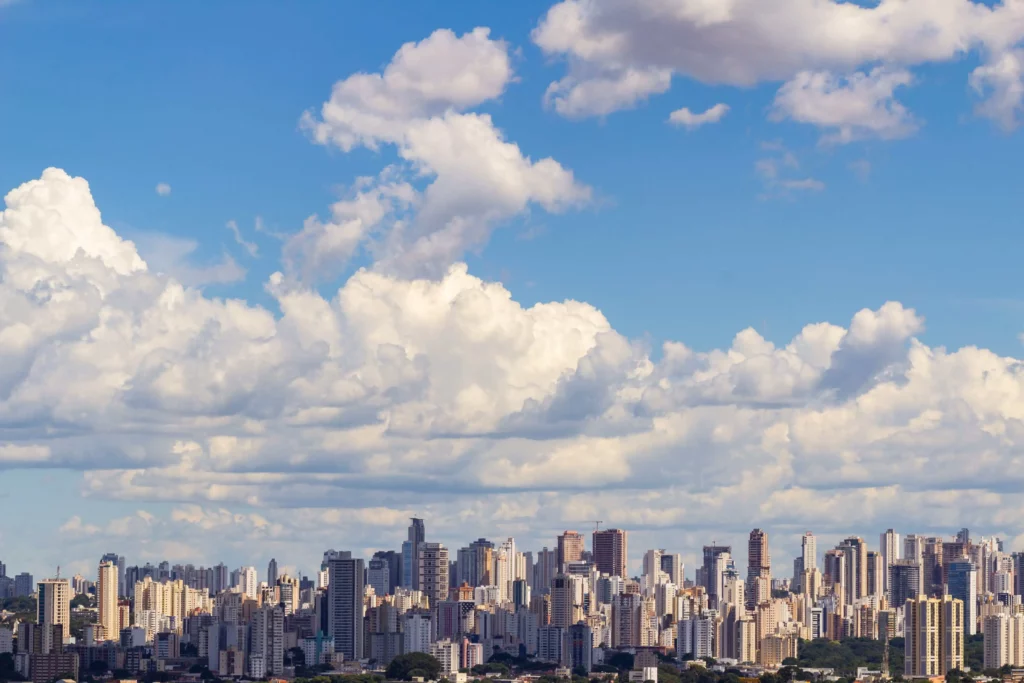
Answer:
xmin=5 ymin=0 xmax=1024 ymax=597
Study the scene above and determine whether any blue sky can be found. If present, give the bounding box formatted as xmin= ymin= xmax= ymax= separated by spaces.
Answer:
xmin=3 ymin=0 xmax=1024 ymax=580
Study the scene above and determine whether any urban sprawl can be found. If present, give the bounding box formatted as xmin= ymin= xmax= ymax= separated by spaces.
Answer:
xmin=0 ymin=524 xmax=1012 ymax=683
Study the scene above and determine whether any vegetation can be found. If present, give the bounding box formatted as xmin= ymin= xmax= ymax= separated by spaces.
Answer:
xmin=294 ymin=675 xmax=384 ymax=683
xmin=794 ymin=638 xmax=904 ymax=676
xmin=385 ymin=653 xmax=442 ymax=681
xmin=70 ymin=594 xmax=92 ymax=609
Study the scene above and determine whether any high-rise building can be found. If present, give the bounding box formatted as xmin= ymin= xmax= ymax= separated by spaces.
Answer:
xmin=802 ymin=532 xmax=817 ymax=572
xmin=550 ymin=574 xmax=583 ymax=628
xmin=593 ymin=529 xmax=628 ymax=578
xmin=534 ymin=548 xmax=557 ymax=595
xmin=880 ymin=529 xmax=900 ymax=598
xmin=418 ymin=543 xmax=450 ymax=605
xmin=251 ymin=604 xmax=284 ymax=677
xmin=327 ymin=552 xmax=365 ymax=661
xmin=97 ymin=561 xmax=118 ymax=641
xmin=905 ymin=596 xmax=964 ymax=677
xmin=890 ymin=559 xmax=922 ymax=610
xmin=746 ymin=529 xmax=770 ymax=612
xmin=983 ymin=613 xmax=1024 ymax=669
xmin=661 ymin=553 xmax=684 ymax=587
xmin=368 ymin=558 xmax=391 ymax=598
xmin=557 ymin=532 xmax=585 ymax=571
xmin=100 ymin=553 xmax=125 ymax=598
xmin=267 ymin=559 xmax=278 ymax=587
xmin=702 ymin=545 xmax=731 ymax=605
xmin=404 ymin=518 xmax=426 ymax=590
xmin=238 ymin=566 xmax=258 ymax=599
xmin=37 ymin=578 xmax=70 ymax=654
xmin=456 ymin=539 xmax=493 ymax=588
xmin=866 ymin=551 xmax=884 ymax=598
xmin=838 ymin=537 xmax=868 ymax=604
xmin=947 ymin=561 xmax=978 ymax=636
xmin=14 ymin=573 xmax=33 ymax=598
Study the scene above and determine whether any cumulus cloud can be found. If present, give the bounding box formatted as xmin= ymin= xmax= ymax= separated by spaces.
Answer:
xmin=970 ymin=49 xmax=1024 ymax=130
xmin=771 ymin=68 xmax=917 ymax=143
xmin=668 ymin=102 xmax=730 ymax=129
xmin=155 ymin=182 xmax=172 ymax=196
xmin=300 ymin=27 xmax=589 ymax=279
xmin=7 ymin=166 xmax=1024 ymax=573
xmin=532 ymin=0 xmax=1024 ymax=133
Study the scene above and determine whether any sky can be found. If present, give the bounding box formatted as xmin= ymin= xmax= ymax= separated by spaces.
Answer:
xmin=2 ymin=0 xmax=1024 ymax=583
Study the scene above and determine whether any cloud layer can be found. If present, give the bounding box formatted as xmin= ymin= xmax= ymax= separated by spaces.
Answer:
xmin=5 ymin=164 xmax=1024 ymax=574
xmin=533 ymin=0 xmax=1024 ymax=130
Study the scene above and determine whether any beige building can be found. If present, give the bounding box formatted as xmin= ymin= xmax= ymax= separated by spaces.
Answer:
xmin=36 ymin=579 xmax=70 ymax=653
xmin=983 ymin=613 xmax=1024 ymax=669
xmin=759 ymin=632 xmax=798 ymax=668
xmin=905 ymin=596 xmax=964 ymax=677
xmin=97 ymin=561 xmax=118 ymax=641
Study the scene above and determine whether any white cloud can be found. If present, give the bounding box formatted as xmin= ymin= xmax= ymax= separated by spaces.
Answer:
xmin=300 ymin=27 xmax=589 ymax=279
xmin=226 ymin=220 xmax=259 ymax=258
xmin=544 ymin=67 xmax=673 ymax=118
xmin=8 ymin=167 xmax=1024 ymax=572
xmin=771 ymin=68 xmax=917 ymax=143
xmin=134 ymin=232 xmax=246 ymax=286
xmin=780 ymin=178 xmax=826 ymax=191
xmin=532 ymin=0 xmax=1024 ymax=130
xmin=970 ymin=49 xmax=1024 ymax=130
xmin=668 ymin=102 xmax=730 ymax=128
xmin=155 ymin=182 xmax=172 ymax=196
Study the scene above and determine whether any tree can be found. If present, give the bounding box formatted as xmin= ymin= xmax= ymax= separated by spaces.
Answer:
xmin=606 ymin=653 xmax=635 ymax=671
xmin=386 ymin=653 xmax=442 ymax=681
xmin=70 ymin=594 xmax=92 ymax=609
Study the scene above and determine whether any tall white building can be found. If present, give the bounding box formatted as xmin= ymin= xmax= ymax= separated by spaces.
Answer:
xmin=403 ymin=612 xmax=432 ymax=654
xmin=37 ymin=578 xmax=70 ymax=653
xmin=880 ymin=529 xmax=901 ymax=597
xmin=97 ymin=560 xmax=118 ymax=641
xmin=239 ymin=566 xmax=258 ymax=599
xmin=678 ymin=616 xmax=715 ymax=659
xmin=802 ymin=532 xmax=817 ymax=572
xmin=430 ymin=639 xmax=459 ymax=676
xmin=251 ymin=605 xmax=284 ymax=677
xmin=984 ymin=613 xmax=1024 ymax=669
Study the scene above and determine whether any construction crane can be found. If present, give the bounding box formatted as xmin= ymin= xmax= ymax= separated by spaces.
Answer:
xmin=592 ymin=521 xmax=603 ymax=532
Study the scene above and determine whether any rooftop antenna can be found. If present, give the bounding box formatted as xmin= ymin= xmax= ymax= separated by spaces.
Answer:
xmin=56 ymin=566 xmax=60 ymax=580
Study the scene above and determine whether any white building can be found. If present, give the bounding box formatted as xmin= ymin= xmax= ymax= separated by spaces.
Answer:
xmin=431 ymin=639 xmax=459 ymax=676
xmin=983 ymin=613 xmax=1024 ymax=669
xmin=678 ymin=616 xmax=715 ymax=660
xmin=403 ymin=612 xmax=432 ymax=654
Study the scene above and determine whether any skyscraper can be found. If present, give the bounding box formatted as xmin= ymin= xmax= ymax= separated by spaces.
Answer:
xmin=905 ymin=596 xmax=964 ymax=677
xmin=37 ymin=578 xmax=70 ymax=653
xmin=404 ymin=518 xmax=426 ymax=590
xmin=534 ymin=548 xmax=557 ymax=594
xmin=557 ymin=531 xmax=585 ymax=571
xmin=368 ymin=558 xmax=391 ymax=597
xmin=838 ymin=537 xmax=868 ymax=603
xmin=267 ymin=558 xmax=278 ymax=587
xmin=880 ymin=529 xmax=900 ymax=597
xmin=746 ymin=529 xmax=770 ymax=611
xmin=418 ymin=543 xmax=450 ymax=604
xmin=890 ymin=559 xmax=922 ymax=610
xmin=660 ymin=553 xmax=684 ymax=587
xmin=97 ymin=561 xmax=118 ymax=641
xmin=702 ymin=545 xmax=731 ymax=608
xmin=593 ymin=529 xmax=628 ymax=578
xmin=801 ymin=532 xmax=817 ymax=571
xmin=550 ymin=574 xmax=583 ymax=628
xmin=327 ymin=552 xmax=365 ymax=660
xmin=100 ymin=553 xmax=124 ymax=598
xmin=947 ymin=561 xmax=978 ymax=636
